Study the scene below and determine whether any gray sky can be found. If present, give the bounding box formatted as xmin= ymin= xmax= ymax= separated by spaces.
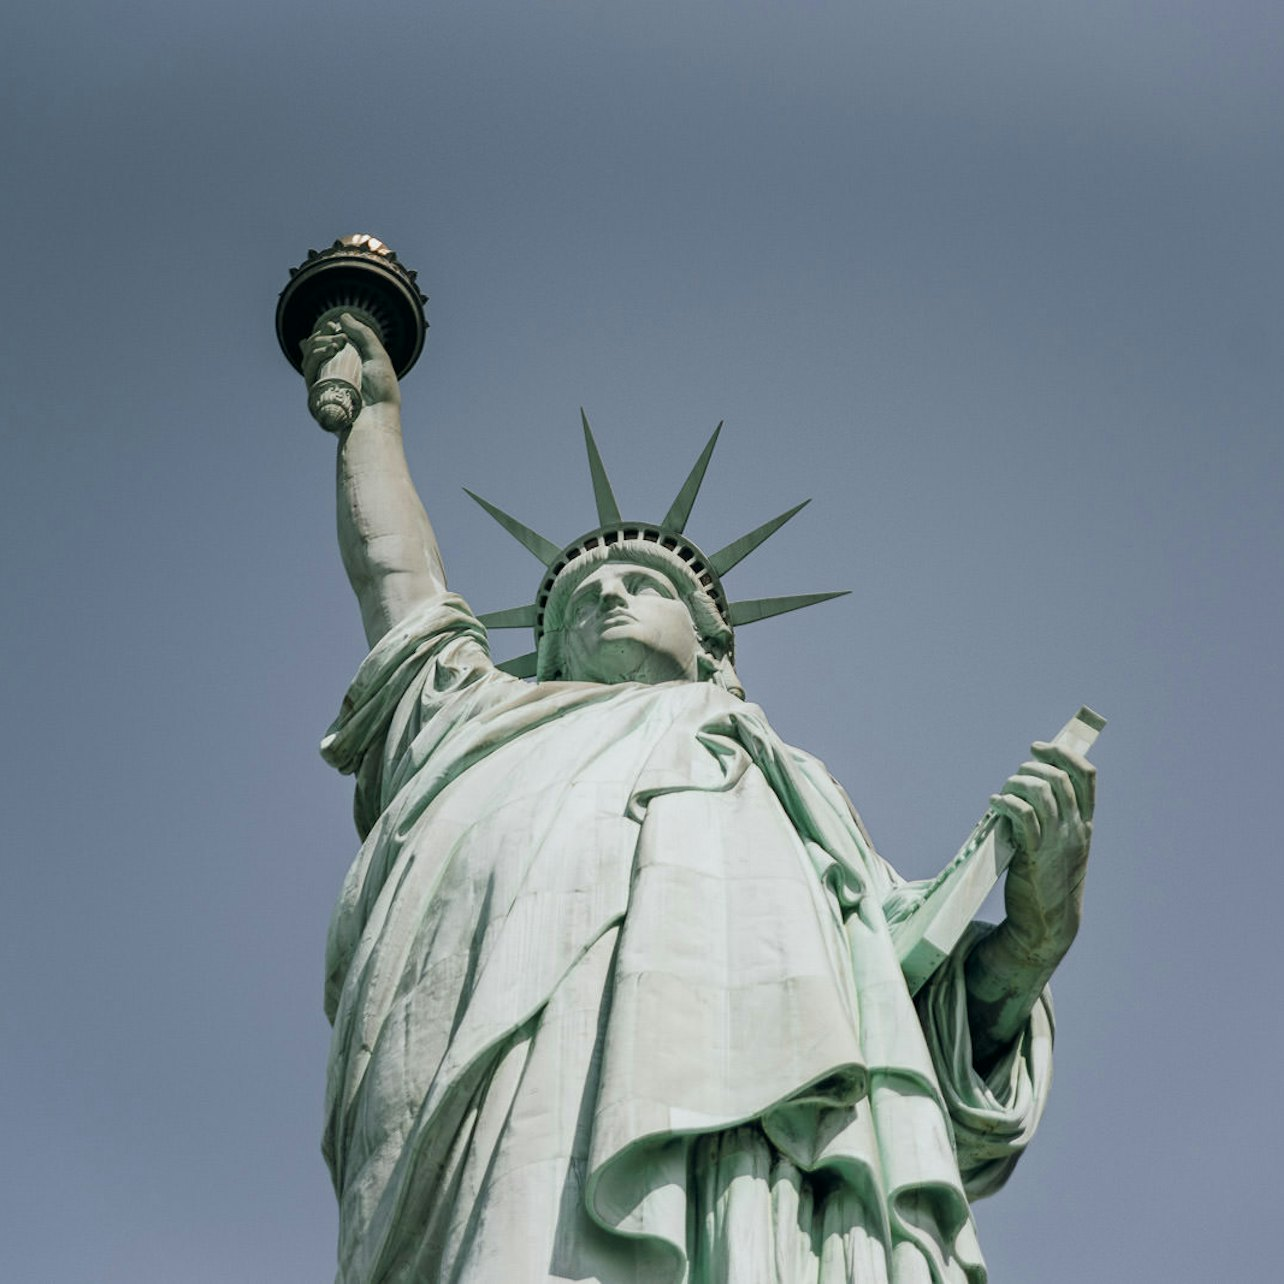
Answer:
xmin=2 ymin=2 xmax=1280 ymax=1279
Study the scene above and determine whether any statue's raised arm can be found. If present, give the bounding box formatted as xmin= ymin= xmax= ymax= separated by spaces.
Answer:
xmin=301 ymin=315 xmax=447 ymax=647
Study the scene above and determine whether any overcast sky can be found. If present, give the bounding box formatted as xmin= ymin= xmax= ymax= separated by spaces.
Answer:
xmin=2 ymin=2 xmax=1281 ymax=1280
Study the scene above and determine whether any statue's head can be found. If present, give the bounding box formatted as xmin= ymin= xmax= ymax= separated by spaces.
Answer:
xmin=467 ymin=415 xmax=845 ymax=692
xmin=536 ymin=541 xmax=741 ymax=693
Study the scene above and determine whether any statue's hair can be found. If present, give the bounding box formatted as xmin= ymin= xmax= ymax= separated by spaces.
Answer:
xmin=536 ymin=541 xmax=744 ymax=697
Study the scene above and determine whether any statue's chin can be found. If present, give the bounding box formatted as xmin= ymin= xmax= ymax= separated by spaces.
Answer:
xmin=569 ymin=637 xmax=694 ymax=686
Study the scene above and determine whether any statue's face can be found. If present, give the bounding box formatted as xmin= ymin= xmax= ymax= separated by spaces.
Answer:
xmin=561 ymin=562 xmax=702 ymax=685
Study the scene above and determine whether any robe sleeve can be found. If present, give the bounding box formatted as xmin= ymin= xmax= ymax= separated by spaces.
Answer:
xmin=915 ymin=920 xmax=1055 ymax=1200
xmin=320 ymin=594 xmax=505 ymax=838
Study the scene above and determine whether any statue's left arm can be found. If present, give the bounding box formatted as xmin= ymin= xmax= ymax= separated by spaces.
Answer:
xmin=962 ymin=741 xmax=1095 ymax=1070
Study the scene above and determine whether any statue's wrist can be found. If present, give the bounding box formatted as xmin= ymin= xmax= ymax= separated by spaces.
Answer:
xmin=997 ymin=912 xmax=1076 ymax=970
xmin=347 ymin=400 xmax=403 ymax=435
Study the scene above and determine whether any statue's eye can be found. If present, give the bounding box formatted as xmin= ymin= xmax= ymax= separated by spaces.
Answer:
xmin=629 ymin=575 xmax=670 ymax=598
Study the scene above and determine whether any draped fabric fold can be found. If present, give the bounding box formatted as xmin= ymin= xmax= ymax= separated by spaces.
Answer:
xmin=319 ymin=595 xmax=1052 ymax=1283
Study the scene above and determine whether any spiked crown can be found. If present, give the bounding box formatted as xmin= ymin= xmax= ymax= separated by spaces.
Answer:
xmin=469 ymin=413 xmax=848 ymax=678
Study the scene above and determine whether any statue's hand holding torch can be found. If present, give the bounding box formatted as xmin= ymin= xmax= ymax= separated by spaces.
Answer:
xmin=301 ymin=313 xmax=401 ymax=432
xmin=276 ymin=234 xmax=427 ymax=434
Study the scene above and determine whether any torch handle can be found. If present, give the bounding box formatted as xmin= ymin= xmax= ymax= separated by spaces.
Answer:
xmin=307 ymin=341 xmax=364 ymax=434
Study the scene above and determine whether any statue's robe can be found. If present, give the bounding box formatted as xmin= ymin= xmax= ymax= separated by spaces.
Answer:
xmin=320 ymin=595 xmax=1053 ymax=1284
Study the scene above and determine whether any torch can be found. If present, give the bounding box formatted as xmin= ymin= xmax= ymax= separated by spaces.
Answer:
xmin=275 ymin=234 xmax=428 ymax=432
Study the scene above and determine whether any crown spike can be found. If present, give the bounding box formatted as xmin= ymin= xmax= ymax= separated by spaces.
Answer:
xmin=710 ymin=500 xmax=811 ymax=576
xmin=728 ymin=591 xmax=849 ymax=627
xmin=581 ymin=409 xmax=622 ymax=526
xmin=662 ymin=422 xmax=722 ymax=533
xmin=463 ymin=489 xmax=561 ymax=566
xmin=496 ymin=651 xmax=539 ymax=678
xmin=477 ymin=605 xmax=539 ymax=629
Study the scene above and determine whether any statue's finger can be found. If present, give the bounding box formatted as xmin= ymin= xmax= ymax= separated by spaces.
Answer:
xmin=1031 ymin=742 xmax=1095 ymax=821
xmin=990 ymin=792 xmax=1041 ymax=854
xmin=308 ymin=331 xmax=344 ymax=349
xmin=1000 ymin=774 xmax=1059 ymax=830
xmin=303 ymin=342 xmax=341 ymax=366
xmin=1016 ymin=759 xmax=1076 ymax=821
xmin=338 ymin=312 xmax=381 ymax=350
xmin=300 ymin=339 xmax=343 ymax=382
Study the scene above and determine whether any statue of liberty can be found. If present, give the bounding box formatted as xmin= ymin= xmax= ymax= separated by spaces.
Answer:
xmin=297 ymin=297 xmax=1096 ymax=1283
